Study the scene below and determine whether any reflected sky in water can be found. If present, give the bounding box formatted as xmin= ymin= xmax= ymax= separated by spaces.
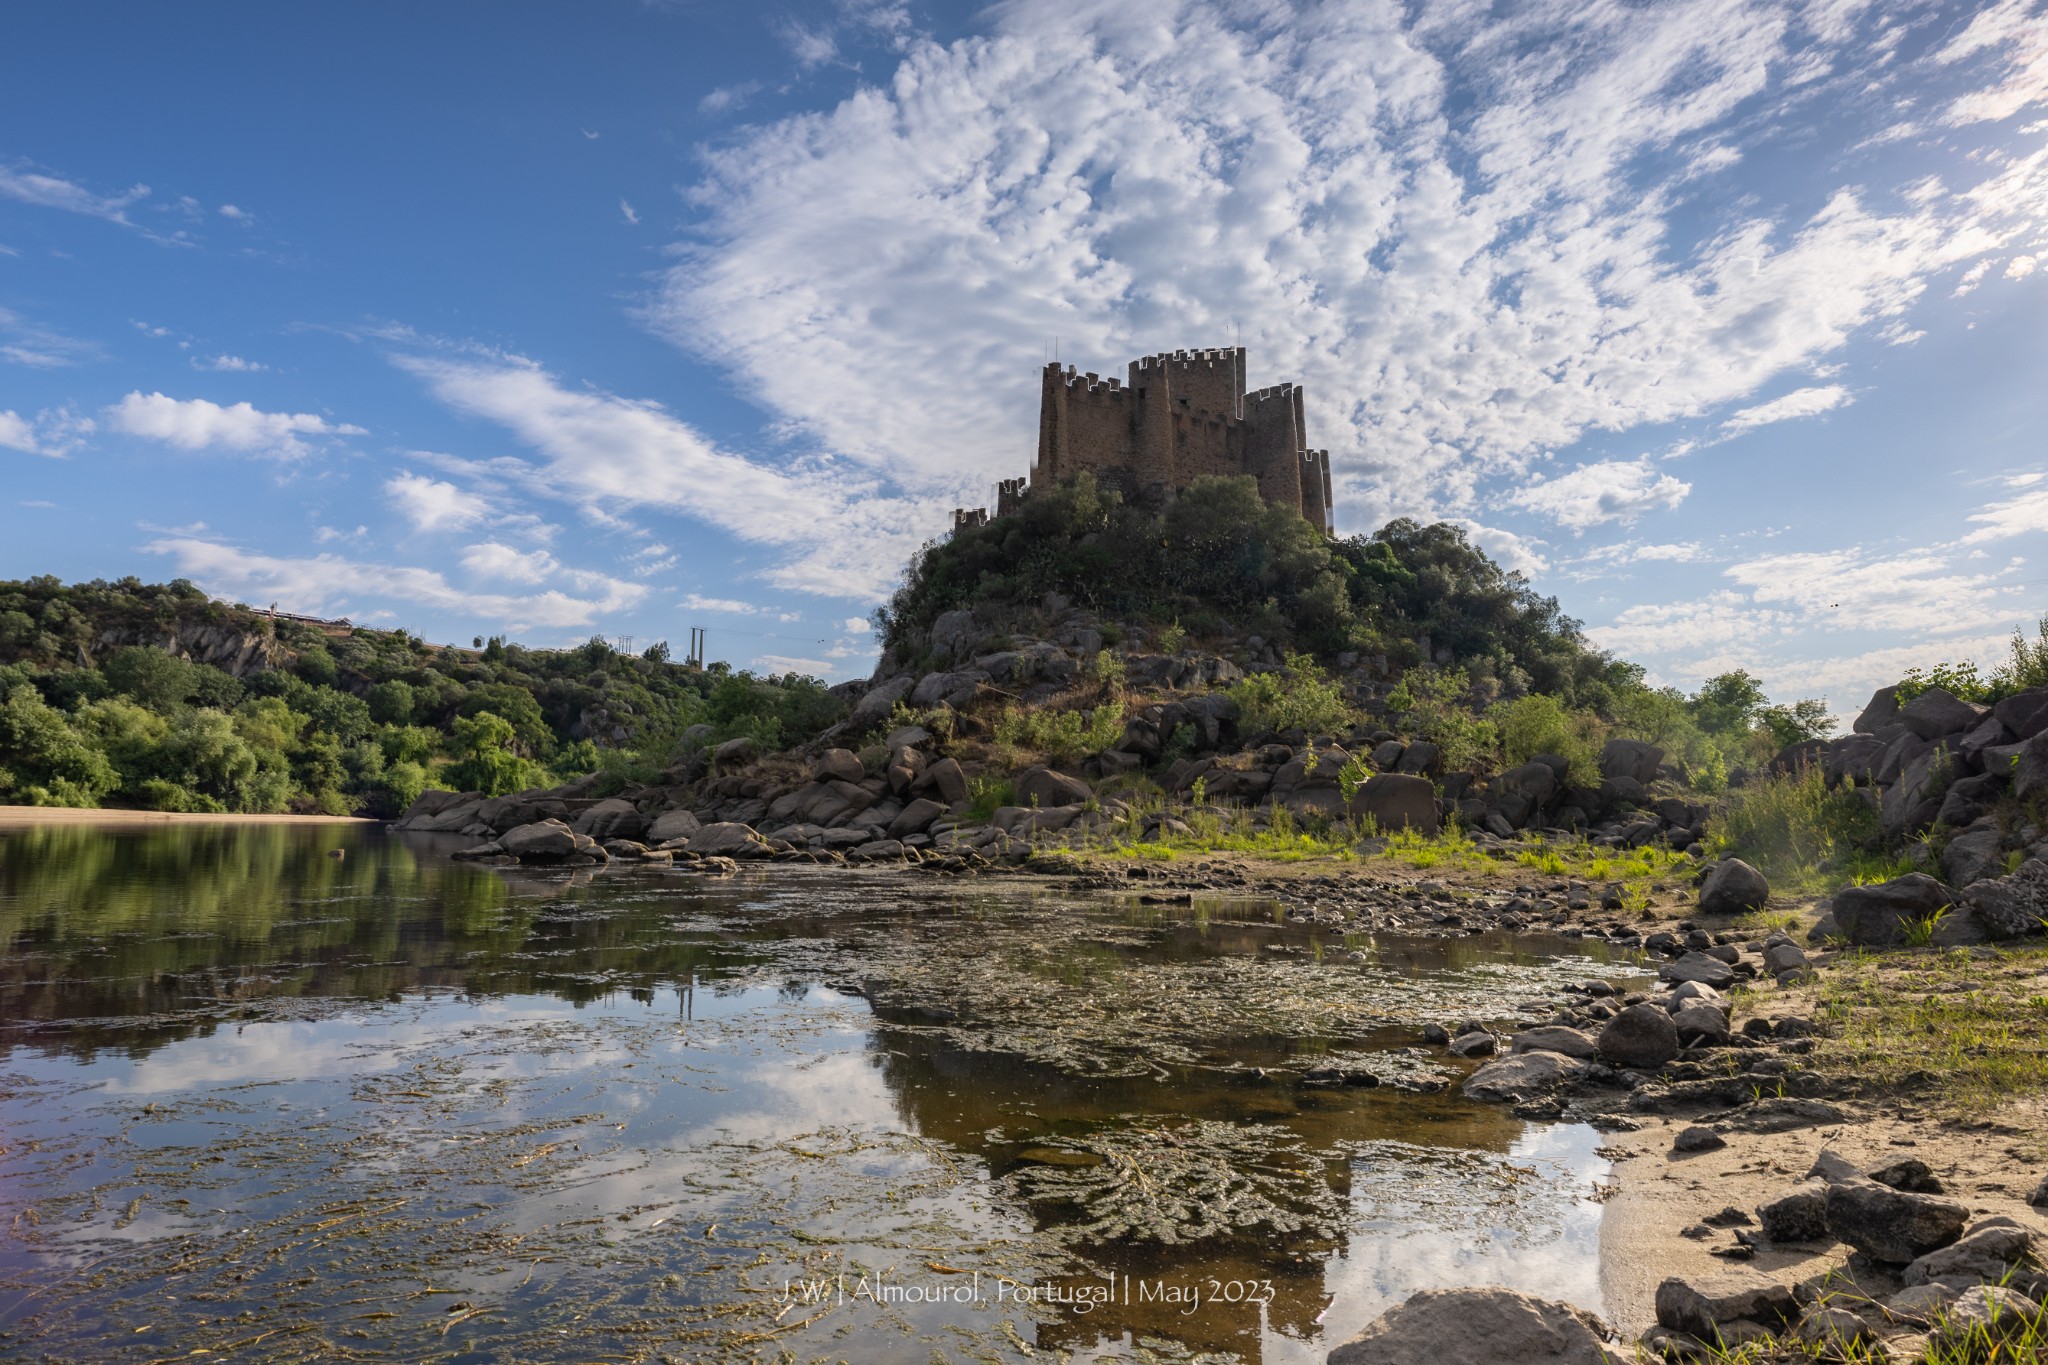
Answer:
xmin=1 ymin=821 xmax=1629 ymax=1362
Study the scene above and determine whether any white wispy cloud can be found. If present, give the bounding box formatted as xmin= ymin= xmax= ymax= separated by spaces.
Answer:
xmin=144 ymin=537 xmax=646 ymax=630
xmin=0 ymin=406 xmax=94 ymax=458
xmin=681 ymin=593 xmax=763 ymax=614
xmin=393 ymin=349 xmax=936 ymax=597
xmin=1720 ymin=384 xmax=1853 ymax=434
xmin=195 ymin=354 xmax=266 ymax=372
xmin=0 ymin=162 xmax=149 ymax=224
xmin=0 ymin=306 xmax=100 ymax=367
xmin=1963 ymin=487 xmax=2048 ymax=544
xmin=1508 ymin=459 xmax=1691 ymax=533
xmin=619 ymin=198 xmax=640 ymax=226
xmin=107 ymin=392 xmax=364 ymax=459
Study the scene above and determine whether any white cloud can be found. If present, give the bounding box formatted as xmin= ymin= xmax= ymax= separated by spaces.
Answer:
xmin=0 ymin=306 xmax=99 ymax=367
xmin=1963 ymin=487 xmax=2048 ymax=544
xmin=1724 ymin=547 xmax=2013 ymax=637
xmin=0 ymin=405 xmax=95 ymax=458
xmin=218 ymin=204 xmax=251 ymax=221
xmin=1446 ymin=519 xmax=1548 ymax=575
xmin=648 ymin=0 xmax=2040 ymax=533
xmin=681 ymin=593 xmax=762 ymax=614
xmin=313 ymin=524 xmax=367 ymax=544
xmin=145 ymin=537 xmax=647 ymax=630
xmin=619 ymin=198 xmax=640 ymax=226
xmin=842 ymin=616 xmax=871 ymax=633
xmin=195 ymin=354 xmax=266 ymax=372
xmin=1508 ymin=460 xmax=1690 ymax=533
xmin=385 ymin=471 xmax=491 ymax=532
xmin=1931 ymin=0 xmax=2048 ymax=128
xmin=107 ymin=391 xmax=364 ymax=459
xmin=2008 ymin=254 xmax=2040 ymax=280
xmin=699 ymin=82 xmax=762 ymax=114
xmin=1720 ymin=384 xmax=1853 ymax=434
xmin=461 ymin=541 xmax=560 ymax=583
xmin=394 ymin=349 xmax=935 ymax=597
xmin=0 ymin=162 xmax=149 ymax=224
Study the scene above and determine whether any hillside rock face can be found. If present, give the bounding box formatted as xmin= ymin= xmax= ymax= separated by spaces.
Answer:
xmin=94 ymin=621 xmax=290 ymax=677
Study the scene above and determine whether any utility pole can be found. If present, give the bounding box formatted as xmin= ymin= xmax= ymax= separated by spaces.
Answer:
xmin=686 ymin=626 xmax=705 ymax=669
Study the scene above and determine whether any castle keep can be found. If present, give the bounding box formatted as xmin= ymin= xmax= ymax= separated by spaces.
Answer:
xmin=956 ymin=348 xmax=1334 ymax=536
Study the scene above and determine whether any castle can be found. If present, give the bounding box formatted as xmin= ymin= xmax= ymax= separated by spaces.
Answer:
xmin=954 ymin=348 xmax=1334 ymax=536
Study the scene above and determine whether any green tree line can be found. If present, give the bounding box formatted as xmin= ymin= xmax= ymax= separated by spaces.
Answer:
xmin=0 ymin=576 xmax=844 ymax=813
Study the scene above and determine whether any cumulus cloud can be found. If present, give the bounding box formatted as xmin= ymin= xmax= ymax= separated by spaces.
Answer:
xmin=1446 ymin=520 xmax=1548 ymax=575
xmin=196 ymin=354 xmax=266 ymax=372
xmin=107 ymin=391 xmax=365 ymax=459
xmin=681 ymin=593 xmax=764 ymax=614
xmin=386 ymin=471 xmax=492 ymax=532
xmin=648 ymin=0 xmax=2043 ymax=533
xmin=1508 ymin=460 xmax=1690 ymax=533
xmin=145 ymin=537 xmax=646 ymax=630
xmin=460 ymin=541 xmax=559 ymax=583
xmin=1720 ymin=384 xmax=1853 ymax=434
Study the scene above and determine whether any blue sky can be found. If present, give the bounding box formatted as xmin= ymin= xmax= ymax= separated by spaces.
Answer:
xmin=3 ymin=0 xmax=2046 ymax=715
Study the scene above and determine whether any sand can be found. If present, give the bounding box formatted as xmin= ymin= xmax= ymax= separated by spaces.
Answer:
xmin=0 ymin=805 xmax=374 ymax=826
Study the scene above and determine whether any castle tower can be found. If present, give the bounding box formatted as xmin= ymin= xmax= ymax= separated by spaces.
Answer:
xmin=1024 ymin=347 xmax=1334 ymax=532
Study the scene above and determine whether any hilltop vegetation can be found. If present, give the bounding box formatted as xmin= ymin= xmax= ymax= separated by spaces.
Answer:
xmin=880 ymin=474 xmax=1827 ymax=789
xmin=0 ymin=576 xmax=842 ymax=815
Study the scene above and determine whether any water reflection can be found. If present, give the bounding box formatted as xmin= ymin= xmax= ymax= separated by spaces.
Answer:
xmin=0 ymin=820 xmax=1628 ymax=1362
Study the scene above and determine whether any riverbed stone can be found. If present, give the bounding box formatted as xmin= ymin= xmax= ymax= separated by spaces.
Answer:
xmin=499 ymin=819 xmax=578 ymax=862
xmin=1510 ymin=1026 xmax=1597 ymax=1060
xmin=1824 ymin=1178 xmax=1970 ymax=1263
xmin=1655 ymin=1276 xmax=1799 ymax=1339
xmin=645 ymin=809 xmax=702 ymax=845
xmin=1660 ymin=952 xmax=1736 ymax=990
xmin=685 ymin=822 xmax=773 ymax=858
xmin=1598 ymin=1002 xmax=1680 ymax=1070
xmin=1699 ymin=859 xmax=1769 ymax=915
xmin=1327 ymin=1287 xmax=1626 ymax=1365
xmin=1461 ymin=1051 xmax=1593 ymax=1103
xmin=1016 ymin=766 xmax=1090 ymax=808
xmin=814 ymin=748 xmax=864 ymax=784
xmin=1931 ymin=1286 xmax=2044 ymax=1350
xmin=1904 ymin=1222 xmax=2046 ymax=1298
xmin=1758 ymin=1181 xmax=1831 ymax=1243
xmin=1829 ymin=874 xmax=1957 ymax=946
xmin=1347 ymin=772 xmax=1440 ymax=835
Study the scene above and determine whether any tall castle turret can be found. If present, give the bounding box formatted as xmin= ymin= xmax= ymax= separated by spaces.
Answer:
xmin=1023 ymin=348 xmax=1333 ymax=532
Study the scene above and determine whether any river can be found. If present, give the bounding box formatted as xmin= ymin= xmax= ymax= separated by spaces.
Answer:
xmin=0 ymin=818 xmax=1640 ymax=1362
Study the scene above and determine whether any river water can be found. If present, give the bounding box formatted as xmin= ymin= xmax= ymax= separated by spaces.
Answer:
xmin=0 ymin=819 xmax=1639 ymax=1363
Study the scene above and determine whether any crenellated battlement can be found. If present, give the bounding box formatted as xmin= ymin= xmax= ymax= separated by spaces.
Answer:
xmin=1027 ymin=347 xmax=1335 ymax=531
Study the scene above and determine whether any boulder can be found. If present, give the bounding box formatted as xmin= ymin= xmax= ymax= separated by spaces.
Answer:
xmin=571 ymin=797 xmax=645 ymax=842
xmin=645 ymin=809 xmax=702 ymax=845
xmin=1996 ymin=687 xmax=2048 ymax=741
xmin=1943 ymin=823 xmax=2007 ymax=889
xmin=1757 ymin=1181 xmax=1831 ymax=1243
xmin=712 ymin=736 xmax=756 ymax=768
xmin=1824 ymin=1178 xmax=1969 ymax=1263
xmin=1598 ymin=1001 xmax=1680 ymax=1070
xmin=1509 ymin=1026 xmax=1598 ymax=1060
xmin=1825 ymin=733 xmax=1888 ymax=786
xmin=1670 ymin=1003 xmax=1730 ymax=1045
xmin=499 ymin=819 xmax=578 ymax=862
xmin=1661 ymin=952 xmax=1737 ymax=990
xmin=927 ymin=609 xmax=979 ymax=661
xmin=1898 ymin=687 xmax=1988 ymax=740
xmin=1654 ymin=1277 xmax=1799 ymax=1339
xmin=913 ymin=756 xmax=971 ymax=806
xmin=1853 ymin=686 xmax=1900 ymax=734
xmin=1698 ymin=859 xmax=1769 ymax=915
xmin=850 ymin=675 xmax=913 ymax=727
xmin=908 ymin=670 xmax=988 ymax=710
xmin=1600 ymin=738 xmax=1664 ymax=786
xmin=1903 ymin=1223 xmax=2045 ymax=1299
xmin=1395 ymin=740 xmax=1442 ymax=777
xmin=849 ymin=838 xmax=906 ymax=861
xmin=1016 ymin=766 xmax=1090 ymax=808
xmin=1882 ymin=745 xmax=1952 ymax=837
xmin=1931 ymin=1285 xmax=2044 ymax=1350
xmin=887 ymin=797 xmax=948 ymax=840
xmin=1794 ymin=1306 xmax=1875 ymax=1351
xmin=2016 ymin=731 xmax=2048 ymax=801
xmin=685 ymin=822 xmax=772 ymax=858
xmin=1965 ymin=858 xmax=2048 ymax=938
xmin=1449 ymin=1030 xmax=1497 ymax=1058
xmin=1502 ymin=760 xmax=1560 ymax=805
xmin=1461 ymin=1051 xmax=1593 ymax=1103
xmin=1829 ymin=874 xmax=1957 ymax=946
xmin=1673 ymin=1126 xmax=1725 ymax=1153
xmin=1762 ymin=941 xmax=1809 ymax=974
xmin=814 ymin=748 xmax=864 ymax=784
xmin=1348 ymin=772 xmax=1440 ymax=835
xmin=1327 ymin=1287 xmax=1625 ymax=1365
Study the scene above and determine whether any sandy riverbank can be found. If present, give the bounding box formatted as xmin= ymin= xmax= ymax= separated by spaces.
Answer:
xmin=0 ymin=805 xmax=375 ymax=826
xmin=1597 ymin=1100 xmax=2048 ymax=1335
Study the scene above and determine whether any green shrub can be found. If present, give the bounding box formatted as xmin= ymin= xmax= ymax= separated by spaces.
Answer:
xmin=991 ymin=703 xmax=1123 ymax=765
xmin=1228 ymin=653 xmax=1352 ymax=737
xmin=1492 ymin=693 xmax=1601 ymax=787
xmin=1711 ymin=766 xmax=1882 ymax=891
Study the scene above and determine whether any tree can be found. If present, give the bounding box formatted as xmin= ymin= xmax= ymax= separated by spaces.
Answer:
xmin=103 ymin=646 xmax=198 ymax=712
xmin=367 ymin=679 xmax=417 ymax=725
xmin=445 ymin=711 xmax=547 ymax=796
xmin=0 ymin=685 xmax=118 ymax=804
